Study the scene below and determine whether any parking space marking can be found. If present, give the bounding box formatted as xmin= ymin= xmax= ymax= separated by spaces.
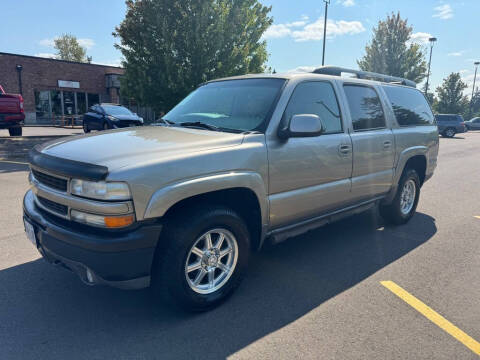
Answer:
xmin=381 ymin=281 xmax=480 ymax=356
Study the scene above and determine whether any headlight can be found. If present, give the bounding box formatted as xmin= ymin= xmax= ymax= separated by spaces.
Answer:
xmin=107 ymin=115 xmax=118 ymax=121
xmin=70 ymin=179 xmax=131 ymax=200
xmin=71 ymin=210 xmax=135 ymax=228
xmin=139 ymin=117 xmax=144 ymax=123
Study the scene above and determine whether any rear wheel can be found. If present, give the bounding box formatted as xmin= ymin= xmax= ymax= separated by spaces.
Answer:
xmin=152 ymin=205 xmax=250 ymax=312
xmin=8 ymin=127 xmax=22 ymax=136
xmin=443 ymin=128 xmax=456 ymax=138
xmin=103 ymin=122 xmax=109 ymax=131
xmin=380 ymin=168 xmax=420 ymax=225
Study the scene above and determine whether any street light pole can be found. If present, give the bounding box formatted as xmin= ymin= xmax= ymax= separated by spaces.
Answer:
xmin=469 ymin=61 xmax=480 ymax=117
xmin=424 ymin=37 xmax=437 ymax=96
xmin=321 ymin=0 xmax=330 ymax=66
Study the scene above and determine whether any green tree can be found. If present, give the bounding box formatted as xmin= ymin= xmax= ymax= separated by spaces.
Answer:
xmin=114 ymin=0 xmax=272 ymax=112
xmin=434 ymin=72 xmax=469 ymax=116
xmin=54 ymin=34 xmax=88 ymax=62
xmin=358 ymin=12 xmax=427 ymax=84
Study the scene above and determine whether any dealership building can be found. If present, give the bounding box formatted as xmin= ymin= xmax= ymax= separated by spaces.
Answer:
xmin=0 ymin=52 xmax=125 ymax=124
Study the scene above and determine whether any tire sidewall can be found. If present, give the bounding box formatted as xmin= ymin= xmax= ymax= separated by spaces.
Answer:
xmin=157 ymin=208 xmax=250 ymax=311
xmin=393 ymin=169 xmax=420 ymax=222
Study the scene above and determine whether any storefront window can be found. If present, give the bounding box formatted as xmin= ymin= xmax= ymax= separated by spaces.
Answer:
xmin=88 ymin=93 xmax=100 ymax=107
xmin=50 ymin=91 xmax=62 ymax=118
xmin=35 ymin=90 xmax=50 ymax=120
xmin=63 ymin=91 xmax=75 ymax=115
xmin=76 ymin=92 xmax=87 ymax=114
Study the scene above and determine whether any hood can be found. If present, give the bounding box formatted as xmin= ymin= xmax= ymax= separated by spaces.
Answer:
xmin=39 ymin=126 xmax=245 ymax=170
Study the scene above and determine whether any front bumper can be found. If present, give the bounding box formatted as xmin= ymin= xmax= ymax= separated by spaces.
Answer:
xmin=23 ymin=190 xmax=162 ymax=289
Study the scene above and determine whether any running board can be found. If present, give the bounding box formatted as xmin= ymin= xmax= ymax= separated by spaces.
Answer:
xmin=267 ymin=197 xmax=383 ymax=245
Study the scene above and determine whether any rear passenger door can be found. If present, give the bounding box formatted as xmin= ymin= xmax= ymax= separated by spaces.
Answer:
xmin=342 ymin=84 xmax=395 ymax=200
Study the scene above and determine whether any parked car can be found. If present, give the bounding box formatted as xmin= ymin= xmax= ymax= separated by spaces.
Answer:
xmin=24 ymin=67 xmax=438 ymax=311
xmin=435 ymin=114 xmax=466 ymax=137
xmin=83 ymin=103 xmax=143 ymax=133
xmin=465 ymin=117 xmax=480 ymax=130
xmin=0 ymin=84 xmax=24 ymax=136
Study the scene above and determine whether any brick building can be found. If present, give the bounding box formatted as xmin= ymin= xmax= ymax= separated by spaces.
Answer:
xmin=0 ymin=52 xmax=124 ymax=124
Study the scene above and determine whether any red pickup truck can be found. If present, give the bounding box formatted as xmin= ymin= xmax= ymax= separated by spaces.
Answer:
xmin=0 ymin=84 xmax=24 ymax=136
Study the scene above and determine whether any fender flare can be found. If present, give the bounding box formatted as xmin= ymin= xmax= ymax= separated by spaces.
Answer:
xmin=143 ymin=171 xmax=269 ymax=227
xmin=384 ymin=146 xmax=428 ymax=203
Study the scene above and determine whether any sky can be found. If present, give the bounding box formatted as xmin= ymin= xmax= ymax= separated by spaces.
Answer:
xmin=1 ymin=0 xmax=479 ymax=93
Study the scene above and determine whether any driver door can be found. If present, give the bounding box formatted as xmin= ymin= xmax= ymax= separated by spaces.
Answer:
xmin=267 ymin=81 xmax=353 ymax=228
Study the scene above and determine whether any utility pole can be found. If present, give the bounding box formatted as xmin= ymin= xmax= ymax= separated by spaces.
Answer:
xmin=321 ymin=0 xmax=330 ymax=66
xmin=469 ymin=61 xmax=480 ymax=118
xmin=424 ymin=37 xmax=437 ymax=95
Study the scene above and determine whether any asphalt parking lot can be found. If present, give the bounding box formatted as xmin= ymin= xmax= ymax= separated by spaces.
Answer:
xmin=0 ymin=130 xmax=479 ymax=359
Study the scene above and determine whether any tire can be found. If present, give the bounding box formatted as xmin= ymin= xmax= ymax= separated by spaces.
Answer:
xmin=83 ymin=121 xmax=90 ymax=133
xmin=443 ymin=128 xmax=456 ymax=138
xmin=103 ymin=122 xmax=109 ymax=131
xmin=8 ymin=127 xmax=22 ymax=136
xmin=380 ymin=168 xmax=420 ymax=225
xmin=152 ymin=205 xmax=250 ymax=312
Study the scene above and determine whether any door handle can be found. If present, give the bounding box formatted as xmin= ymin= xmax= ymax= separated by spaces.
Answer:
xmin=338 ymin=144 xmax=351 ymax=156
xmin=383 ymin=141 xmax=392 ymax=149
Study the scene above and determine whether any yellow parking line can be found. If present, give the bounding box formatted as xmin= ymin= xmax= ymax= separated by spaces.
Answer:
xmin=0 ymin=160 xmax=28 ymax=165
xmin=381 ymin=281 xmax=480 ymax=356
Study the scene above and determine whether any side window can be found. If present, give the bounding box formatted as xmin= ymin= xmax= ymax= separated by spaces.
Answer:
xmin=343 ymin=85 xmax=386 ymax=131
xmin=283 ymin=81 xmax=342 ymax=134
xmin=383 ymin=86 xmax=435 ymax=126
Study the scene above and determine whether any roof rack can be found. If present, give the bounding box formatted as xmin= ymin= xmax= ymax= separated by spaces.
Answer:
xmin=312 ymin=66 xmax=417 ymax=88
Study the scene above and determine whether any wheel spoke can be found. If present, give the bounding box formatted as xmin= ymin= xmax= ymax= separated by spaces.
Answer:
xmin=217 ymin=262 xmax=229 ymax=273
xmin=193 ymin=269 xmax=207 ymax=285
xmin=187 ymin=261 xmax=202 ymax=273
xmin=208 ymin=268 xmax=215 ymax=287
xmin=191 ymin=246 xmax=204 ymax=258
xmin=215 ymin=233 xmax=225 ymax=250
xmin=205 ymin=233 xmax=213 ymax=249
xmin=219 ymin=247 xmax=232 ymax=259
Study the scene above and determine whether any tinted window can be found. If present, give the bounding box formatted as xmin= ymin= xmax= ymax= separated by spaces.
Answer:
xmin=102 ymin=105 xmax=134 ymax=116
xmin=165 ymin=79 xmax=285 ymax=132
xmin=436 ymin=115 xmax=460 ymax=123
xmin=343 ymin=85 xmax=386 ymax=131
xmin=383 ymin=86 xmax=434 ymax=126
xmin=283 ymin=81 xmax=342 ymax=134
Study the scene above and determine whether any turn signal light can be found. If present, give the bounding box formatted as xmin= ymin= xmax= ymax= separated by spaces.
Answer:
xmin=104 ymin=215 xmax=135 ymax=228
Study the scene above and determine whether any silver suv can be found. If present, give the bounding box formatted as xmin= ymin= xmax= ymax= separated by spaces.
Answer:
xmin=23 ymin=67 xmax=439 ymax=311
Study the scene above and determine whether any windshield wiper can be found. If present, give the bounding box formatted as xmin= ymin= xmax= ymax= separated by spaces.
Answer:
xmin=178 ymin=121 xmax=223 ymax=132
xmin=155 ymin=118 xmax=175 ymax=125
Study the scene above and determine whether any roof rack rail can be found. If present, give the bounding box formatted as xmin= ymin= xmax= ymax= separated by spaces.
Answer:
xmin=312 ymin=66 xmax=416 ymax=88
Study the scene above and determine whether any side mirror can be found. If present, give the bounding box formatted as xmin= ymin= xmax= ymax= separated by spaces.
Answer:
xmin=278 ymin=114 xmax=324 ymax=139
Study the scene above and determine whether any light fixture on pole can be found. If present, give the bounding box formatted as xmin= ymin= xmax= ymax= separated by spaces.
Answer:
xmin=469 ymin=61 xmax=480 ymax=117
xmin=424 ymin=37 xmax=437 ymax=96
xmin=321 ymin=0 xmax=331 ymax=66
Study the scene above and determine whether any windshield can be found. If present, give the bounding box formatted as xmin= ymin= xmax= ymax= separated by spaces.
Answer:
xmin=164 ymin=78 xmax=285 ymax=132
xmin=102 ymin=105 xmax=134 ymax=116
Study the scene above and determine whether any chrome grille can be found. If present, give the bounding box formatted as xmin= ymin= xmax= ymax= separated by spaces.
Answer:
xmin=32 ymin=169 xmax=68 ymax=192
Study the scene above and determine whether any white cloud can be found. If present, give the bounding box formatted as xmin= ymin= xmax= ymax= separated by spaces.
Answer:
xmin=263 ymin=24 xmax=292 ymax=39
xmin=39 ymin=38 xmax=55 ymax=47
xmin=286 ymin=21 xmax=307 ymax=28
xmin=92 ymin=59 xmax=123 ymax=67
xmin=286 ymin=65 xmax=319 ymax=73
xmin=34 ymin=53 xmax=57 ymax=59
xmin=301 ymin=15 xmax=310 ymax=21
xmin=448 ymin=50 xmax=465 ymax=57
xmin=77 ymin=38 xmax=95 ymax=49
xmin=292 ymin=18 xmax=365 ymax=42
xmin=433 ymin=4 xmax=453 ymax=19
xmin=409 ymin=32 xmax=433 ymax=45
xmin=39 ymin=37 xmax=95 ymax=49
xmin=459 ymin=69 xmax=470 ymax=74
xmin=338 ymin=0 xmax=355 ymax=7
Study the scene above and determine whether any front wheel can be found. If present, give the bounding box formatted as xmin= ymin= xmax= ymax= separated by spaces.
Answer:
xmin=380 ymin=168 xmax=420 ymax=225
xmin=83 ymin=121 xmax=90 ymax=133
xmin=103 ymin=122 xmax=110 ymax=131
xmin=152 ymin=206 xmax=250 ymax=312
xmin=443 ymin=128 xmax=456 ymax=138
